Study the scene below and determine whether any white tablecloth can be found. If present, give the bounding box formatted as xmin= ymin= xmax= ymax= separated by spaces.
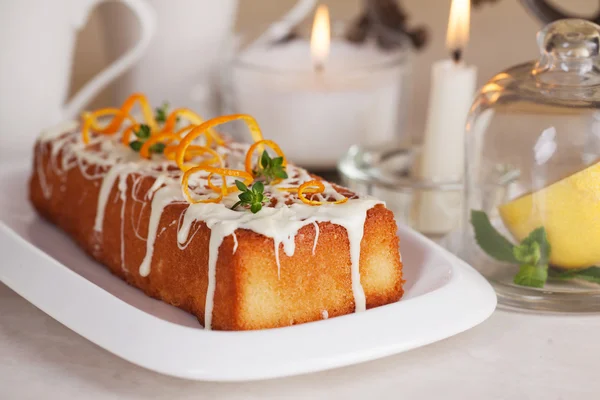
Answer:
xmin=1 ymin=281 xmax=597 ymax=399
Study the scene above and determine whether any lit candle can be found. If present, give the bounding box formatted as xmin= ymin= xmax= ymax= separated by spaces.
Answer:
xmin=412 ymin=0 xmax=477 ymax=235
xmin=229 ymin=5 xmax=408 ymax=169
xmin=311 ymin=4 xmax=330 ymax=72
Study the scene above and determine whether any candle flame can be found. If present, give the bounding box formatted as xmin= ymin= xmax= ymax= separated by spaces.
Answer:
xmin=446 ymin=0 xmax=470 ymax=59
xmin=311 ymin=4 xmax=330 ymax=71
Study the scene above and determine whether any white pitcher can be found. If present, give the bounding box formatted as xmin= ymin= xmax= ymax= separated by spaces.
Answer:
xmin=0 ymin=0 xmax=156 ymax=153
xmin=100 ymin=0 xmax=238 ymax=118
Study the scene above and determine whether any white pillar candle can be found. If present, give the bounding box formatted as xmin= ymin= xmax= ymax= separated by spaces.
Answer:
xmin=412 ymin=0 xmax=477 ymax=235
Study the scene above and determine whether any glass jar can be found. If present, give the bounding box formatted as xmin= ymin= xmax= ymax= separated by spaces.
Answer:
xmin=462 ymin=19 xmax=600 ymax=312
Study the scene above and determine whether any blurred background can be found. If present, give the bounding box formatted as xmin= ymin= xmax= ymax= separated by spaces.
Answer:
xmin=71 ymin=0 xmax=594 ymax=140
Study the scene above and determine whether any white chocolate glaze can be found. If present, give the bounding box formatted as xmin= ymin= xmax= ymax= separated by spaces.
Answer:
xmin=37 ymin=120 xmax=384 ymax=329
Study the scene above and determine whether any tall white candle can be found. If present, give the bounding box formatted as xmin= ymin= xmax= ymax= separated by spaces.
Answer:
xmin=413 ymin=0 xmax=477 ymax=235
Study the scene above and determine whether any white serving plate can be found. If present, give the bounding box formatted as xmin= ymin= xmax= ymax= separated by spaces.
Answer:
xmin=0 ymin=158 xmax=496 ymax=381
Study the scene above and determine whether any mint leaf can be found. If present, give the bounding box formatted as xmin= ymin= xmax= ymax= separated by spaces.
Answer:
xmin=470 ymin=210 xmax=518 ymax=263
xmin=514 ymin=264 xmax=548 ymax=288
xmin=513 ymin=241 xmax=541 ymax=265
xmin=549 ymin=266 xmax=600 ymax=284
xmin=520 ymin=227 xmax=550 ymax=265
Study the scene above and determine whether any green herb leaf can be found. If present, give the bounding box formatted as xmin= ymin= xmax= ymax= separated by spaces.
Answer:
xmin=155 ymin=102 xmax=170 ymax=124
xmin=513 ymin=241 xmax=541 ymax=265
xmin=239 ymin=192 xmax=253 ymax=202
xmin=134 ymin=124 xmax=151 ymax=140
xmin=520 ymin=227 xmax=550 ymax=265
xmin=549 ymin=266 xmax=600 ymax=284
xmin=149 ymin=142 xmax=166 ymax=154
xmin=470 ymin=210 xmax=518 ymax=263
xmin=254 ymin=151 xmax=288 ymax=184
xmin=232 ymin=180 xmax=267 ymax=213
xmin=252 ymin=181 xmax=264 ymax=194
xmin=261 ymin=151 xmax=270 ymax=168
xmin=235 ymin=180 xmax=248 ymax=192
xmin=129 ymin=140 xmax=143 ymax=151
xmin=514 ymin=264 xmax=548 ymax=288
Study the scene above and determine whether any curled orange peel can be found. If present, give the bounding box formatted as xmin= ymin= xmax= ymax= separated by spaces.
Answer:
xmin=297 ymin=180 xmax=349 ymax=206
xmin=81 ymin=109 xmax=137 ymax=144
xmin=162 ymin=108 xmax=223 ymax=145
xmin=175 ymin=114 xmax=260 ymax=171
xmin=102 ymin=93 xmax=157 ymax=133
xmin=244 ymin=139 xmax=287 ymax=177
xmin=181 ymin=166 xmax=253 ymax=204
xmin=164 ymin=144 xmax=218 ymax=162
xmin=121 ymin=123 xmax=142 ymax=145
xmin=140 ymin=132 xmax=180 ymax=159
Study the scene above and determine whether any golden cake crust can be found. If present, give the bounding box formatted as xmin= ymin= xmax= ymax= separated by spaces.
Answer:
xmin=30 ymin=139 xmax=403 ymax=330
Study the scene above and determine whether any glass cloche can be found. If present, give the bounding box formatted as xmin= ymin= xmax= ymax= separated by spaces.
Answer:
xmin=461 ymin=19 xmax=600 ymax=312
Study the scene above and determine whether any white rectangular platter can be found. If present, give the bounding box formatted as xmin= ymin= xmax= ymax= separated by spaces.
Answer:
xmin=0 ymin=159 xmax=496 ymax=381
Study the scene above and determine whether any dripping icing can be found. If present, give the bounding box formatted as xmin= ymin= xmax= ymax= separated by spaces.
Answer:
xmin=40 ymin=122 xmax=381 ymax=329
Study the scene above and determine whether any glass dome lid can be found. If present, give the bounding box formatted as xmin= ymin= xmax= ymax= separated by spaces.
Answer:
xmin=461 ymin=19 xmax=600 ymax=312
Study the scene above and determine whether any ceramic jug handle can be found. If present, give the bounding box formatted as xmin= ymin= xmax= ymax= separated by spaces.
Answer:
xmin=519 ymin=0 xmax=600 ymax=25
xmin=62 ymin=0 xmax=156 ymax=120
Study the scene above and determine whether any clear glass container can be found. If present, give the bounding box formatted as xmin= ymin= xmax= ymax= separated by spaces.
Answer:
xmin=462 ymin=19 xmax=600 ymax=312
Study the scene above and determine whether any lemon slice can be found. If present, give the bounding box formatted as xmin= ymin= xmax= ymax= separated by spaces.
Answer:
xmin=499 ymin=161 xmax=600 ymax=269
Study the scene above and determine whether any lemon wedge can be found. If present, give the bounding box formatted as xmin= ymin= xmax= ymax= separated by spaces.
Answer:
xmin=499 ymin=161 xmax=600 ymax=269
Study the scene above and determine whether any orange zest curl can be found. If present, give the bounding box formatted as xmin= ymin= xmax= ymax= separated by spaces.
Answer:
xmin=121 ymin=123 xmax=142 ymax=145
xmin=181 ymin=166 xmax=253 ymax=204
xmin=139 ymin=132 xmax=180 ymax=159
xmin=81 ymin=109 xmax=137 ymax=144
xmin=174 ymin=114 xmax=261 ymax=171
xmin=297 ymin=180 xmax=349 ymax=206
xmin=162 ymin=108 xmax=223 ymax=145
xmin=164 ymin=144 xmax=219 ymax=163
xmin=103 ymin=93 xmax=157 ymax=133
xmin=244 ymin=139 xmax=287 ymax=177
xmin=206 ymin=168 xmax=254 ymax=194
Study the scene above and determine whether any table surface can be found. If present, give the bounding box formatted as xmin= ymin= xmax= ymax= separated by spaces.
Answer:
xmin=0 ymin=145 xmax=599 ymax=399
xmin=1 ymin=281 xmax=598 ymax=400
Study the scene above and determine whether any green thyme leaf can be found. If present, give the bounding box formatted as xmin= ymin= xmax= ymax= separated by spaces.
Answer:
xmin=261 ymin=151 xmax=270 ymax=168
xmin=254 ymin=151 xmax=288 ymax=184
xmin=239 ymin=192 xmax=253 ymax=202
xmin=129 ymin=141 xmax=143 ymax=151
xmin=149 ymin=142 xmax=166 ymax=154
xmin=134 ymin=124 xmax=151 ymax=140
xmin=232 ymin=180 xmax=267 ymax=213
xmin=253 ymin=180 xmax=264 ymax=194
xmin=155 ymin=102 xmax=170 ymax=124
xmin=235 ymin=180 xmax=248 ymax=192
xmin=470 ymin=210 xmax=518 ymax=263
xmin=514 ymin=264 xmax=548 ymax=288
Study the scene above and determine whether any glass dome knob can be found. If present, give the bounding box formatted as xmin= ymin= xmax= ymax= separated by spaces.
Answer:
xmin=534 ymin=19 xmax=600 ymax=85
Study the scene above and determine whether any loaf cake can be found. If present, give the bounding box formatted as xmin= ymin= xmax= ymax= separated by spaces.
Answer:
xmin=29 ymin=94 xmax=404 ymax=330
